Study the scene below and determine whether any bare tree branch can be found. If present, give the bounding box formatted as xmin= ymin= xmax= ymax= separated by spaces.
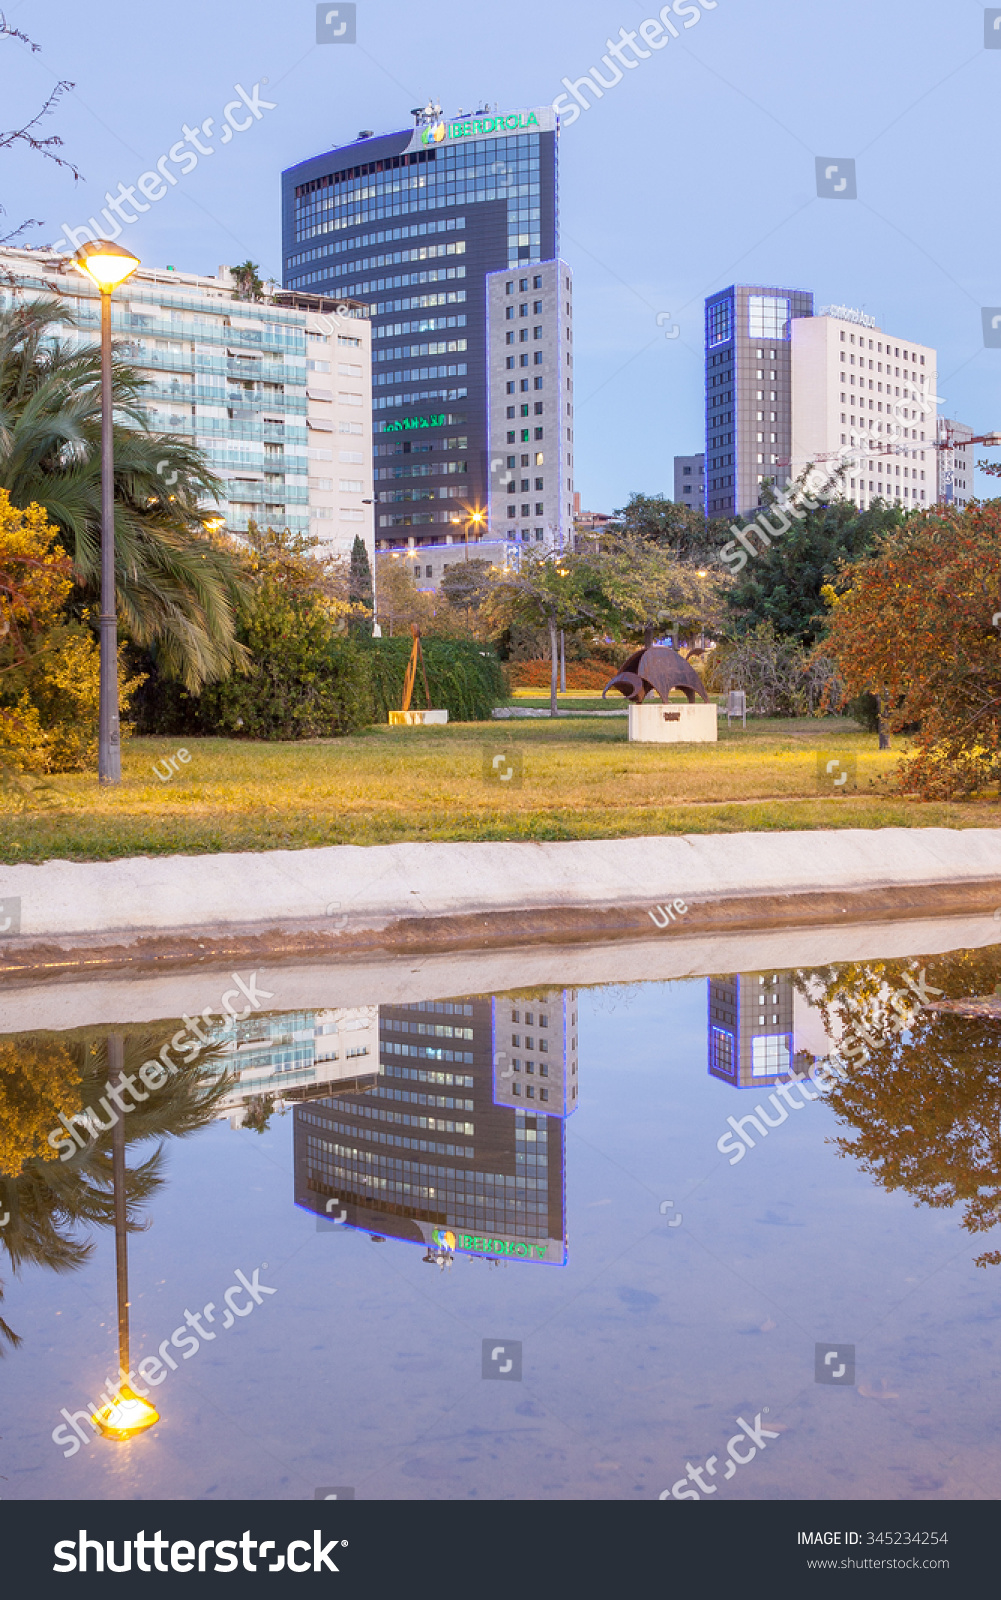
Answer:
xmin=0 ymin=12 xmax=81 ymax=251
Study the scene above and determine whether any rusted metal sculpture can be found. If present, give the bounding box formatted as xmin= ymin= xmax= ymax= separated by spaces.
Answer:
xmin=602 ymin=645 xmax=709 ymax=705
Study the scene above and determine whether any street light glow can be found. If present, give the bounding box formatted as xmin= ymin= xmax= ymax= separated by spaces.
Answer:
xmin=92 ymin=1384 xmax=160 ymax=1441
xmin=73 ymin=239 xmax=141 ymax=293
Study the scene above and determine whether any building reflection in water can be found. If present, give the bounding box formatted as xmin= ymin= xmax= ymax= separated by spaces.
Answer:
xmin=210 ymin=1006 xmax=379 ymax=1127
xmin=293 ymin=990 xmax=577 ymax=1266
xmin=708 ymin=970 xmax=818 ymax=1088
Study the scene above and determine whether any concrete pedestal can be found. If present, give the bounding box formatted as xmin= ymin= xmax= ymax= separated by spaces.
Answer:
xmin=628 ymin=701 xmax=717 ymax=743
xmin=388 ymin=709 xmax=449 ymax=726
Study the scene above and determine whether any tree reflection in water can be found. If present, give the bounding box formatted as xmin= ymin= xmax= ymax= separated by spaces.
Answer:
xmin=796 ymin=947 xmax=1001 ymax=1267
xmin=0 ymin=1028 xmax=231 ymax=1353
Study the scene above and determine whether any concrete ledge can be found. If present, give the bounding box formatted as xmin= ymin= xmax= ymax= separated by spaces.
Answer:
xmin=1 ymin=828 xmax=1000 ymax=980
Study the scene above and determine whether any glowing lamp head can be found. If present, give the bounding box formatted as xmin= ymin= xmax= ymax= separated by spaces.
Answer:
xmin=73 ymin=239 xmax=141 ymax=293
xmin=92 ymin=1385 xmax=159 ymax=1441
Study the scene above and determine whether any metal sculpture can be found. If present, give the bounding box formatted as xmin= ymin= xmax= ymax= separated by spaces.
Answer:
xmin=602 ymin=645 xmax=709 ymax=705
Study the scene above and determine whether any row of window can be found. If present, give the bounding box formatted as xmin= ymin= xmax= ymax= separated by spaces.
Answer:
xmin=286 ymin=215 xmax=465 ymax=270
xmin=375 ymin=315 xmax=466 ymax=339
xmin=506 ymin=353 xmax=545 ymax=369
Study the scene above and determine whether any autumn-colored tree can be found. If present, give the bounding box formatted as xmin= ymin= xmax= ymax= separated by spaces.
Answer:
xmin=797 ymin=947 xmax=1001 ymax=1268
xmin=0 ymin=489 xmax=144 ymax=771
xmin=817 ymin=502 xmax=1001 ymax=794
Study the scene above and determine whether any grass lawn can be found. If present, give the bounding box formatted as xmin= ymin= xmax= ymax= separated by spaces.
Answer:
xmin=3 ymin=713 xmax=1000 ymax=863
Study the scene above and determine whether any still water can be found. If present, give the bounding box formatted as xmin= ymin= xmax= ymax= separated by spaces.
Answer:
xmin=2 ymin=923 xmax=1000 ymax=1502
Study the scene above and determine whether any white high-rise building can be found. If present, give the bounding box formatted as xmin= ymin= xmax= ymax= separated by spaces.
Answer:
xmin=0 ymin=247 xmax=374 ymax=561
xmin=936 ymin=418 xmax=974 ymax=511
xmin=790 ymin=309 xmax=937 ymax=513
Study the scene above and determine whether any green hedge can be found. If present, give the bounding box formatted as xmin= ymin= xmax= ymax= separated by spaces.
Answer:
xmin=133 ymin=636 xmax=504 ymax=739
xmin=358 ymin=637 xmax=505 ymax=724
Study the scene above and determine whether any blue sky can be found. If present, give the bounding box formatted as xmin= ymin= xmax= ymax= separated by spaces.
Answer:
xmin=3 ymin=0 xmax=1000 ymax=511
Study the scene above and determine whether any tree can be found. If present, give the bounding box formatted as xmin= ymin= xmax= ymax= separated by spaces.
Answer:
xmin=348 ymin=534 xmax=373 ymax=632
xmin=818 ymin=502 xmax=1001 ymax=796
xmin=193 ymin=521 xmax=372 ymax=739
xmin=797 ymin=948 xmax=1001 ymax=1268
xmin=482 ymin=552 xmax=609 ymax=716
xmin=727 ymin=488 xmax=904 ymax=646
xmin=607 ymin=492 xmax=726 ymax=563
xmin=375 ymin=556 xmax=437 ymax=638
xmin=230 ymin=260 xmax=266 ymax=302
xmin=438 ymin=556 xmax=494 ymax=621
xmin=594 ymin=535 xmax=727 ymax=649
xmin=0 ymin=298 xmax=250 ymax=689
xmin=0 ymin=490 xmax=144 ymax=771
xmin=0 ymin=14 xmax=80 ymax=250
xmin=1 ymin=1025 xmax=232 ymax=1353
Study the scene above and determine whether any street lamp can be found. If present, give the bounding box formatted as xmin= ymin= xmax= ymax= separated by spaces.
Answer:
xmin=91 ymin=1034 xmax=160 ymax=1441
xmin=73 ymin=240 xmax=141 ymax=785
xmin=464 ymin=507 xmax=484 ymax=562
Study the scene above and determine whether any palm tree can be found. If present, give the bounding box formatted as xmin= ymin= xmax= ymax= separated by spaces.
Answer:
xmin=0 ymin=1027 xmax=233 ymax=1353
xmin=0 ymin=297 xmax=249 ymax=689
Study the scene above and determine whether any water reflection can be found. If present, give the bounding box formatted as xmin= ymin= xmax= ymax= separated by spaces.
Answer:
xmin=294 ymin=990 xmax=577 ymax=1266
xmin=1 ymin=939 xmax=1000 ymax=1500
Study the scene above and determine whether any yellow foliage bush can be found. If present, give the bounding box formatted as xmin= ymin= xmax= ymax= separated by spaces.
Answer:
xmin=0 ymin=490 xmax=144 ymax=773
xmin=0 ymin=1039 xmax=82 ymax=1177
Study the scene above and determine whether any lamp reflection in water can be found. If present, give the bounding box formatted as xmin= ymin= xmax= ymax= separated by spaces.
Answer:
xmin=91 ymin=1035 xmax=159 ymax=1441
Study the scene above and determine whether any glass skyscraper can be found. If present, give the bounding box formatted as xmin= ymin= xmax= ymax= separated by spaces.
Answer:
xmin=281 ymin=105 xmax=573 ymax=567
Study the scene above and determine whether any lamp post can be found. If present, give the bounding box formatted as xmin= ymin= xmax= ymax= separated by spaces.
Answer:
xmin=73 ymin=240 xmax=141 ymax=785
xmin=90 ymin=1034 xmax=160 ymax=1441
xmin=464 ymin=507 xmax=484 ymax=562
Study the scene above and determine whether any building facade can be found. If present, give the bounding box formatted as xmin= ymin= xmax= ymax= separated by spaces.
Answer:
xmin=790 ymin=310 xmax=937 ymax=512
xmin=703 ymin=283 xmax=814 ymax=518
xmin=293 ymin=988 xmax=575 ymax=1266
xmin=0 ymin=248 xmax=373 ymax=558
xmin=936 ymin=418 xmax=974 ymax=510
xmin=673 ymin=452 xmax=705 ymax=505
xmin=707 ymin=971 xmax=797 ymax=1089
xmin=281 ymin=104 xmax=573 ymax=584
xmin=486 ymin=258 xmax=573 ymax=554
xmin=212 ymin=1006 xmax=378 ymax=1128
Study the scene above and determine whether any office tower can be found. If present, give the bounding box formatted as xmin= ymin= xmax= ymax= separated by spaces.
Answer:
xmin=936 ymin=418 xmax=974 ymax=510
xmin=0 ymin=247 xmax=372 ymax=553
xmin=704 ymin=283 xmax=814 ymax=518
xmin=293 ymin=990 xmax=572 ymax=1265
xmin=486 ymin=259 xmax=574 ymax=557
xmin=673 ymin=452 xmax=705 ymax=505
xmin=707 ymin=971 xmax=798 ymax=1088
xmin=282 ymin=104 xmax=573 ymax=580
xmin=790 ymin=308 xmax=937 ymax=512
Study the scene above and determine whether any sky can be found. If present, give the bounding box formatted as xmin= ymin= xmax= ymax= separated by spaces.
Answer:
xmin=3 ymin=0 xmax=1000 ymax=513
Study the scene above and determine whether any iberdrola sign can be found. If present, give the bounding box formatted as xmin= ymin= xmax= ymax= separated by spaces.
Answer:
xmin=421 ymin=110 xmax=541 ymax=146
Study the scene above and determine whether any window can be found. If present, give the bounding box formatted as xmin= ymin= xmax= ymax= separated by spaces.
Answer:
xmin=535 ymin=427 xmax=544 ymax=439
xmin=506 ymin=282 xmax=513 ymax=294
xmin=535 ymin=477 xmax=543 ymax=490
xmin=505 ymin=306 xmax=514 ymax=320
xmin=534 ymin=275 xmax=542 ymax=288
xmin=707 ymin=297 xmax=732 ymax=347
xmin=339 ymin=451 xmax=362 ymax=463
xmin=425 ymin=565 xmax=432 ymax=578
xmin=533 ymin=325 xmax=542 ymax=339
xmin=683 ymin=466 xmax=692 ymax=475
xmin=339 ymin=478 xmax=363 ymax=492
xmin=519 ymin=304 xmax=528 ymax=317
xmin=533 ymin=301 xmax=542 ymax=314
xmin=534 ymin=402 xmax=543 ymax=414
xmin=309 ymin=477 xmax=332 ymax=489
xmin=519 ymin=278 xmax=528 ymax=291
xmin=748 ymin=295 xmax=789 ymax=339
